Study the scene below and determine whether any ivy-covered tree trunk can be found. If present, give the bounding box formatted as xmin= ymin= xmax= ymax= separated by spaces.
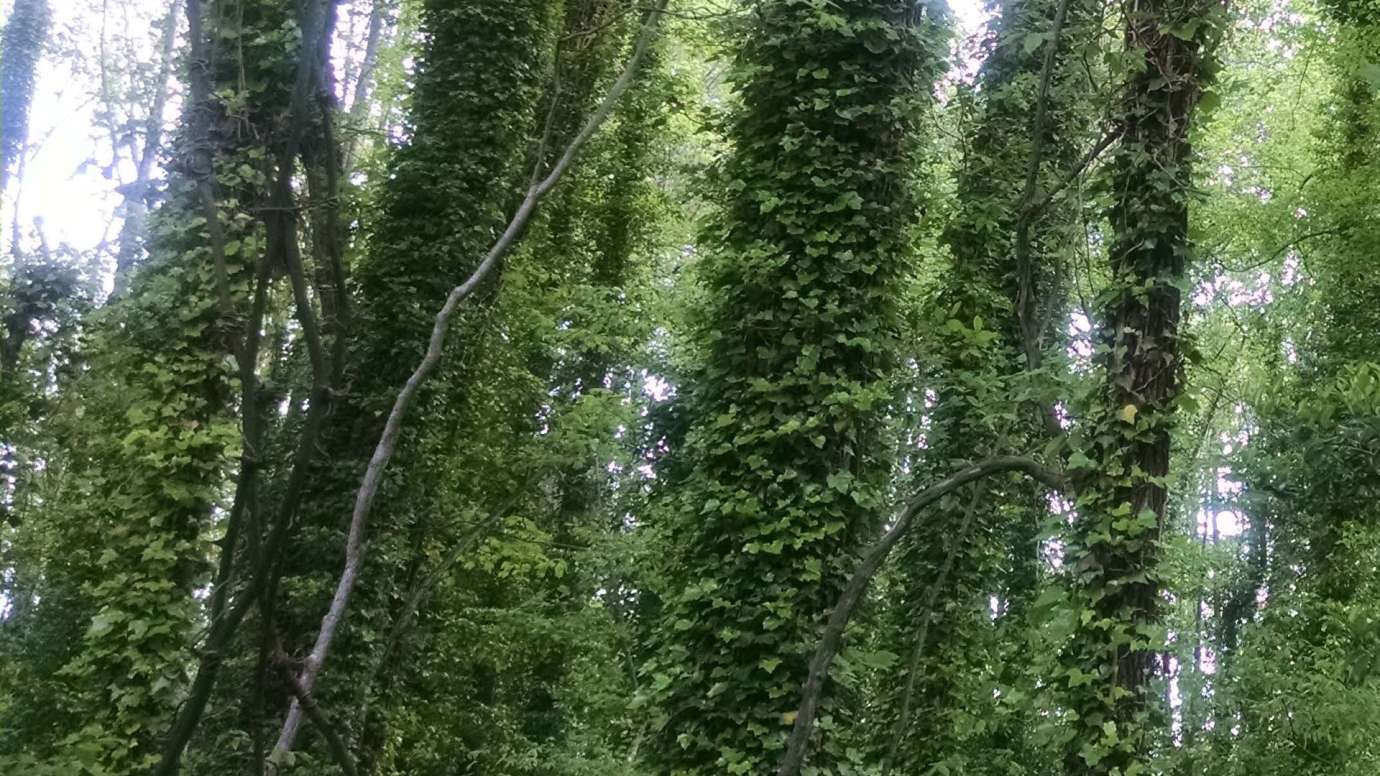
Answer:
xmin=0 ymin=0 xmax=48 ymax=198
xmin=1062 ymin=0 xmax=1220 ymax=771
xmin=255 ymin=0 xmax=564 ymax=766
xmin=644 ymin=2 xmax=937 ymax=773
xmin=0 ymin=0 xmax=53 ymax=524
xmin=0 ymin=1 xmax=331 ymax=770
xmin=879 ymin=0 xmax=1093 ymax=768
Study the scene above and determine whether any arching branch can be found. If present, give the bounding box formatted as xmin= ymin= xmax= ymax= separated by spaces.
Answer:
xmin=776 ymin=456 xmax=1066 ymax=776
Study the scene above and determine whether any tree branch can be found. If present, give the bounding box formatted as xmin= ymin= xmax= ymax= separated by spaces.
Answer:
xmin=267 ymin=0 xmax=670 ymax=762
xmin=1012 ymin=0 xmax=1072 ymax=441
xmin=1025 ymin=123 xmax=1121 ymax=219
xmin=272 ymin=651 xmax=359 ymax=776
xmin=1216 ymin=226 xmax=1343 ymax=273
xmin=776 ymin=456 xmax=1066 ymax=776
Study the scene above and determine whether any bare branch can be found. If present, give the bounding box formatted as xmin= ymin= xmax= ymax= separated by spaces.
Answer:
xmin=267 ymin=1 xmax=671 ymax=763
xmin=273 ymin=651 xmax=360 ymax=776
xmin=1215 ymin=226 xmax=1343 ymax=273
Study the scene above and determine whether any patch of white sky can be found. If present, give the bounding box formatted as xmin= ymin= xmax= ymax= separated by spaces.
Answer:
xmin=3 ymin=0 xmax=146 ymax=261
xmin=945 ymin=0 xmax=995 ymax=80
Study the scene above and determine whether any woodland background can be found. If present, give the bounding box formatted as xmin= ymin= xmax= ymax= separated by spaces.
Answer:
xmin=0 ymin=0 xmax=1378 ymax=774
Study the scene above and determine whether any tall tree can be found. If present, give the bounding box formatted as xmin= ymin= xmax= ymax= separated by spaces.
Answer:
xmin=104 ymin=2 xmax=182 ymax=294
xmin=878 ymin=0 xmax=1101 ymax=769
xmin=0 ymin=0 xmax=55 ymax=396
xmin=1060 ymin=0 xmax=1223 ymax=771
xmin=643 ymin=1 xmax=941 ymax=772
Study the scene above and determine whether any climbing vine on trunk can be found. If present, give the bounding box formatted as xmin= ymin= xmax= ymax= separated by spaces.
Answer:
xmin=643 ymin=2 xmax=944 ymax=773
xmin=1060 ymin=0 xmax=1224 ymax=771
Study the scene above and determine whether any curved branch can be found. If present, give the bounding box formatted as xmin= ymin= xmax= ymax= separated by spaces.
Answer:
xmin=776 ymin=456 xmax=1066 ymax=776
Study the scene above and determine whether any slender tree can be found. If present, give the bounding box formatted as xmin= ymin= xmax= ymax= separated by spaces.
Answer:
xmin=879 ymin=0 xmax=1098 ymax=767
xmin=1060 ymin=0 xmax=1223 ymax=771
xmin=107 ymin=3 xmax=181 ymax=294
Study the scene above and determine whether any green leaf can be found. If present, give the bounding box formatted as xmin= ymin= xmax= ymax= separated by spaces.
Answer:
xmin=1117 ymin=404 xmax=1138 ymax=424
xmin=1022 ymin=31 xmax=1051 ymax=55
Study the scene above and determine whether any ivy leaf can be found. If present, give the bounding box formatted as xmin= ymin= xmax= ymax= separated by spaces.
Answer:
xmin=85 ymin=610 xmax=119 ymax=639
xmin=1067 ymin=450 xmax=1097 ymax=470
xmin=1022 ymin=31 xmax=1051 ymax=55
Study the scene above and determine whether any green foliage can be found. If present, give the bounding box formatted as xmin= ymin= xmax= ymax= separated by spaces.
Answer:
xmin=4 ymin=1 xmax=1380 ymax=775
xmin=641 ymin=2 xmax=943 ymax=773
